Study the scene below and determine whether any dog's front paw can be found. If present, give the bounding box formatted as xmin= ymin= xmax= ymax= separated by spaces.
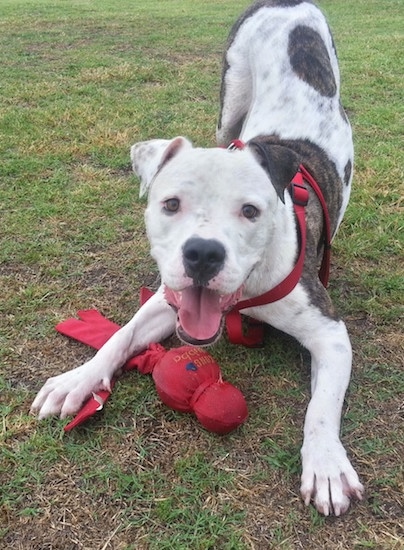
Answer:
xmin=300 ymin=437 xmax=364 ymax=516
xmin=30 ymin=362 xmax=113 ymax=420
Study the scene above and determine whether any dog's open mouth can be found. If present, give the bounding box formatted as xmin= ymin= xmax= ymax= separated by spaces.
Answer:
xmin=164 ymin=285 xmax=242 ymax=345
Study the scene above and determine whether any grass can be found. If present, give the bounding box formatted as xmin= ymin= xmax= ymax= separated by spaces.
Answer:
xmin=0 ymin=0 xmax=403 ymax=548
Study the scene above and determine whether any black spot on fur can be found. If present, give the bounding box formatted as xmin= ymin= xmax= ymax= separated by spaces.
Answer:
xmin=288 ymin=25 xmax=336 ymax=97
xmin=344 ymin=160 xmax=352 ymax=187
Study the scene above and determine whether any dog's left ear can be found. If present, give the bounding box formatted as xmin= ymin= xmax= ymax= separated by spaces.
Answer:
xmin=248 ymin=140 xmax=301 ymax=204
xmin=131 ymin=136 xmax=193 ymax=197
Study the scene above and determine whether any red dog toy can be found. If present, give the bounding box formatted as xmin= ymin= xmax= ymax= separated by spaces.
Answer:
xmin=56 ymin=310 xmax=248 ymax=434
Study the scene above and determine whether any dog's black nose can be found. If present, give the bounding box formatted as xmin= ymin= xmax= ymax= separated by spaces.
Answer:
xmin=183 ymin=237 xmax=226 ymax=285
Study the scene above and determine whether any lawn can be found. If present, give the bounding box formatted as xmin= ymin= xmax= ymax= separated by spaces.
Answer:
xmin=0 ymin=0 xmax=403 ymax=548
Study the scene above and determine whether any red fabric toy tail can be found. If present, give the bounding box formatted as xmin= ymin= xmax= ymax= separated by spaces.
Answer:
xmin=56 ymin=312 xmax=166 ymax=430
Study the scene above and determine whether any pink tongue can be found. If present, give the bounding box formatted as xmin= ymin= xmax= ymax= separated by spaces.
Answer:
xmin=179 ymin=287 xmax=222 ymax=341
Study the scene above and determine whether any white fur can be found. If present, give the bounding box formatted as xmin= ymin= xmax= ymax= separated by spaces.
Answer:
xmin=31 ymin=1 xmax=363 ymax=516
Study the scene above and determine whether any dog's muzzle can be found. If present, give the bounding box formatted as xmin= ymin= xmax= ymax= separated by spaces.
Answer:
xmin=164 ymin=238 xmax=241 ymax=345
xmin=182 ymin=237 xmax=226 ymax=286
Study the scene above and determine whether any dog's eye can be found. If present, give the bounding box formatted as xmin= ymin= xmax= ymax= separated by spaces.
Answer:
xmin=242 ymin=204 xmax=259 ymax=220
xmin=164 ymin=198 xmax=180 ymax=213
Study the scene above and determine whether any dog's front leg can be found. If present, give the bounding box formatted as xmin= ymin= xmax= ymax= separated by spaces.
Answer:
xmin=30 ymin=287 xmax=176 ymax=420
xmin=300 ymin=319 xmax=364 ymax=516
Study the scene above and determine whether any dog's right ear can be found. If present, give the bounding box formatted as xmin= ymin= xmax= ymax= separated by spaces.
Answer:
xmin=130 ymin=137 xmax=193 ymax=197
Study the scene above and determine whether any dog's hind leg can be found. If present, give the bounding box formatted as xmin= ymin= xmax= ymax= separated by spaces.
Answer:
xmin=216 ymin=44 xmax=252 ymax=146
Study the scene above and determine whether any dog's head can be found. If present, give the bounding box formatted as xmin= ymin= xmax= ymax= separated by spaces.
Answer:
xmin=131 ymin=136 xmax=299 ymax=345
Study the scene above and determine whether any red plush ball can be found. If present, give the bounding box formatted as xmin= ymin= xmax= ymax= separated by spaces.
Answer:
xmin=192 ymin=381 xmax=248 ymax=435
xmin=152 ymin=347 xmax=220 ymax=412
xmin=151 ymin=346 xmax=248 ymax=434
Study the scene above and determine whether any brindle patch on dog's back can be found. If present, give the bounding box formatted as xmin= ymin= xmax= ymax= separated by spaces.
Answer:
xmin=288 ymin=25 xmax=337 ymax=97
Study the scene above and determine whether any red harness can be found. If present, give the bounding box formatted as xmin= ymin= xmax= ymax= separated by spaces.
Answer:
xmin=225 ymin=140 xmax=332 ymax=346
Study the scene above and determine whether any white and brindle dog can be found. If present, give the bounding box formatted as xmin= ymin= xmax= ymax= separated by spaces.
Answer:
xmin=32 ymin=0 xmax=364 ymax=515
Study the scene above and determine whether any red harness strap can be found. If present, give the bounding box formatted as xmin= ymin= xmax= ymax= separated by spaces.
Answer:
xmin=224 ymin=142 xmax=332 ymax=346
xmin=225 ymin=168 xmax=310 ymax=346
xmin=299 ymin=164 xmax=332 ymax=288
